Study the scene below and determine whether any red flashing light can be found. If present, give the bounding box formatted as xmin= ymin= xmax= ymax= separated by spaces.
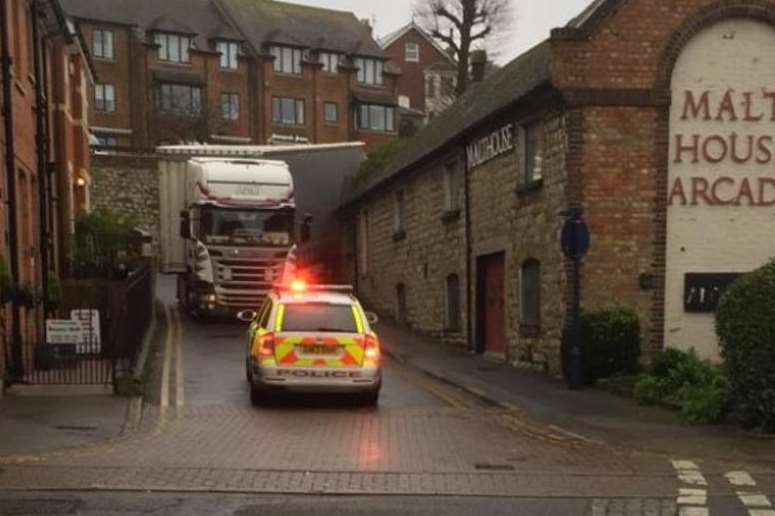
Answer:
xmin=290 ymin=279 xmax=307 ymax=293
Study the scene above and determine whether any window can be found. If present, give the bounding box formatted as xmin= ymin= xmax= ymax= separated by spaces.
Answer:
xmin=217 ymin=40 xmax=240 ymax=69
xmin=272 ymin=97 xmax=305 ymax=125
xmin=280 ymin=303 xmax=358 ymax=333
xmin=270 ymin=46 xmax=302 ymax=75
xmin=523 ymin=121 xmax=543 ymax=183
xmin=359 ymin=209 xmax=369 ymax=276
xmin=358 ymin=104 xmax=395 ymax=132
xmin=425 ymin=74 xmax=438 ymax=98
xmin=520 ymin=259 xmax=541 ymax=334
xmin=443 ymin=161 xmax=460 ymax=211
xmin=354 ymin=57 xmax=384 ymax=85
xmin=324 ymin=102 xmax=338 ymax=123
xmin=396 ymin=283 xmax=407 ymax=323
xmin=93 ymin=29 xmax=114 ymax=59
xmin=445 ymin=274 xmax=461 ymax=332
xmin=95 ymin=135 xmax=118 ymax=147
xmin=220 ymin=93 xmax=240 ymax=121
xmin=94 ymin=84 xmax=115 ymax=112
xmin=393 ymin=189 xmax=406 ymax=234
xmin=319 ymin=52 xmax=340 ymax=73
xmin=156 ymin=83 xmax=202 ymax=115
xmin=398 ymin=95 xmax=410 ymax=109
xmin=155 ymin=33 xmax=192 ymax=63
xmin=405 ymin=42 xmax=419 ymax=62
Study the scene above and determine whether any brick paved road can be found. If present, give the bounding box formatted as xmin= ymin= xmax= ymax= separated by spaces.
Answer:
xmin=0 ymin=285 xmax=771 ymax=515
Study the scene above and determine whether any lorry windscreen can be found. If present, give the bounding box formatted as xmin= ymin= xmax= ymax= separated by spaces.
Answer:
xmin=199 ymin=208 xmax=293 ymax=246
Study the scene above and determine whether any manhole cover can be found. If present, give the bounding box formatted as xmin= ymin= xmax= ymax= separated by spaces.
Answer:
xmin=474 ymin=463 xmax=516 ymax=471
xmin=0 ymin=499 xmax=78 ymax=514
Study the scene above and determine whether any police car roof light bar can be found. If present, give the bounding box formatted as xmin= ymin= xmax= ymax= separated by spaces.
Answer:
xmin=273 ymin=283 xmax=354 ymax=294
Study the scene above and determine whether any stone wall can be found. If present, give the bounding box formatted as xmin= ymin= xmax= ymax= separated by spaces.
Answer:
xmin=91 ymin=154 xmax=160 ymax=241
xmin=354 ymin=149 xmax=469 ymax=349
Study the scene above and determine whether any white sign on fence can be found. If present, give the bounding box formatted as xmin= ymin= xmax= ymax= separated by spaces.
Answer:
xmin=71 ymin=309 xmax=101 ymax=354
xmin=46 ymin=320 xmax=85 ymax=345
xmin=46 ymin=309 xmax=101 ymax=354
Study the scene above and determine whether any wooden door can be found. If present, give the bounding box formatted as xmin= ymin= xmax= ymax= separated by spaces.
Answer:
xmin=478 ymin=253 xmax=506 ymax=355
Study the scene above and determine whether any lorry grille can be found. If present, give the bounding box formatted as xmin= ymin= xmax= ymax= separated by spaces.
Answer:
xmin=213 ymin=257 xmax=284 ymax=308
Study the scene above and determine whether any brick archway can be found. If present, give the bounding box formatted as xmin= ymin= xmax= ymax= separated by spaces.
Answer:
xmin=649 ymin=0 xmax=775 ymax=353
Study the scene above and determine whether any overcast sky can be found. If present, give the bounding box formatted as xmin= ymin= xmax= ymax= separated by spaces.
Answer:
xmin=283 ymin=0 xmax=593 ymax=63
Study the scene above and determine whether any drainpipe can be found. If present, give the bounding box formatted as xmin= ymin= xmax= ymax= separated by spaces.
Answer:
xmin=1 ymin=0 xmax=25 ymax=379
xmin=32 ymin=1 xmax=50 ymax=319
xmin=463 ymin=144 xmax=473 ymax=352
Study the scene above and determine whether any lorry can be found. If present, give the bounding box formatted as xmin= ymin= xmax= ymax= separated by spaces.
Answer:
xmin=158 ymin=143 xmax=366 ymax=317
xmin=159 ymin=155 xmax=308 ymax=318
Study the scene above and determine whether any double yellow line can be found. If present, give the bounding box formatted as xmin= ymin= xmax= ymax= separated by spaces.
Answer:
xmin=159 ymin=305 xmax=185 ymax=429
xmin=389 ymin=361 xmax=475 ymax=409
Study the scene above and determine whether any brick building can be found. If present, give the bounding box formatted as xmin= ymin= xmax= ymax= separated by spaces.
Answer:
xmin=380 ymin=22 xmax=457 ymax=120
xmin=61 ymin=0 xmax=401 ymax=151
xmin=340 ymin=0 xmax=775 ymax=374
xmin=1 ymin=0 xmax=93 ymax=380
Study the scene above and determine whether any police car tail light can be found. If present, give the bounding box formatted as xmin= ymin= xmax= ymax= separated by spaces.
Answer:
xmin=259 ymin=333 xmax=276 ymax=357
xmin=290 ymin=279 xmax=307 ymax=293
xmin=364 ymin=334 xmax=380 ymax=361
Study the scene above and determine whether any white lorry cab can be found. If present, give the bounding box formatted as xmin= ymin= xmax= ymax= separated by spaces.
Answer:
xmin=159 ymin=155 xmax=308 ymax=318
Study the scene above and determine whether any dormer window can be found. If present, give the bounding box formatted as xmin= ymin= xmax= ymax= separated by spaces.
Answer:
xmin=217 ymin=41 xmax=240 ymax=70
xmin=270 ymin=46 xmax=302 ymax=75
xmin=319 ymin=52 xmax=341 ymax=73
xmin=354 ymin=57 xmax=384 ymax=86
xmin=155 ymin=33 xmax=193 ymax=64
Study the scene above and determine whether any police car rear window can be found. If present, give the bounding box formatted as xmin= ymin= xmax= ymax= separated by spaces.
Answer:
xmin=280 ymin=303 xmax=358 ymax=333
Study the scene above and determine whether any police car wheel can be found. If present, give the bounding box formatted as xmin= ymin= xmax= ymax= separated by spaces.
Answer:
xmin=249 ymin=385 xmax=264 ymax=406
xmin=360 ymin=389 xmax=380 ymax=407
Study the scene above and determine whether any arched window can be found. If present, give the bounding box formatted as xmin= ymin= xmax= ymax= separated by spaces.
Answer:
xmin=520 ymin=259 xmax=541 ymax=335
xmin=396 ymin=283 xmax=407 ymax=324
xmin=445 ymin=274 xmax=461 ymax=332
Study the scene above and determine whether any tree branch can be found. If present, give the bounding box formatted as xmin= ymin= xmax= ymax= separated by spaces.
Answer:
xmin=470 ymin=25 xmax=492 ymax=42
xmin=431 ymin=29 xmax=460 ymax=54
xmin=433 ymin=5 xmax=464 ymax=31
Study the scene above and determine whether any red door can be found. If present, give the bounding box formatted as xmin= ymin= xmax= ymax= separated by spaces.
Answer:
xmin=480 ymin=253 xmax=506 ymax=355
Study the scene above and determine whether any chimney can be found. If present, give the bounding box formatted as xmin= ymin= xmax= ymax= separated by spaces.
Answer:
xmin=470 ymin=50 xmax=487 ymax=83
xmin=361 ymin=18 xmax=373 ymax=35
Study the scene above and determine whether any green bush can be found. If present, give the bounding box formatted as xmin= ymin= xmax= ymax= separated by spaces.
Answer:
xmin=353 ymin=140 xmax=405 ymax=187
xmin=73 ymin=209 xmax=138 ymax=279
xmin=716 ymin=260 xmax=775 ymax=432
xmin=634 ymin=348 xmax=729 ymax=425
xmin=581 ymin=307 xmax=641 ymax=382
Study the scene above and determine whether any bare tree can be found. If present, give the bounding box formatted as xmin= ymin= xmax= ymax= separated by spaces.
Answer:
xmin=414 ymin=0 xmax=513 ymax=96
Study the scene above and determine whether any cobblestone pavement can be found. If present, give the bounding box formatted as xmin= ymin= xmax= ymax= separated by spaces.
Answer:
xmin=0 ymin=288 xmax=772 ymax=515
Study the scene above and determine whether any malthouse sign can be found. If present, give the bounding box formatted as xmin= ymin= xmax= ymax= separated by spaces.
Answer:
xmin=670 ymin=89 xmax=775 ymax=206
xmin=466 ymin=124 xmax=515 ymax=169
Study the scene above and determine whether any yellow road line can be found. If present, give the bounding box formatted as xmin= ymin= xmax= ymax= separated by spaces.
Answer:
xmin=159 ymin=304 xmax=173 ymax=412
xmin=388 ymin=362 xmax=472 ymax=409
xmin=174 ymin=307 xmax=185 ymax=411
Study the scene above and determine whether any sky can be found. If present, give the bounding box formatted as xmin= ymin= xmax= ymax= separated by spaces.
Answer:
xmin=281 ymin=0 xmax=594 ymax=64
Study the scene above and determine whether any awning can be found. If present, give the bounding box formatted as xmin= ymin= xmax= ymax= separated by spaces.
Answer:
xmin=152 ymin=70 xmax=206 ymax=86
xmin=351 ymin=90 xmax=398 ymax=106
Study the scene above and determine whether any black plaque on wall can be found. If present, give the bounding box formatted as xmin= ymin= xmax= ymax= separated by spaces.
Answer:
xmin=684 ymin=273 xmax=742 ymax=313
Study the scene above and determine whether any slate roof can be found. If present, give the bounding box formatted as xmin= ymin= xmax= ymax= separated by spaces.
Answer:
xmin=60 ymin=0 xmax=242 ymax=48
xmin=342 ymin=40 xmax=552 ymax=206
xmin=219 ymin=0 xmax=384 ymax=57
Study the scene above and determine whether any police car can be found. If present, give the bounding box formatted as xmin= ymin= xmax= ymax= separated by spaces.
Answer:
xmin=239 ymin=281 xmax=382 ymax=406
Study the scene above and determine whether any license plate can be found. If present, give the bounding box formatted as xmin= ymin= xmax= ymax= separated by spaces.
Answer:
xmin=300 ymin=344 xmax=339 ymax=355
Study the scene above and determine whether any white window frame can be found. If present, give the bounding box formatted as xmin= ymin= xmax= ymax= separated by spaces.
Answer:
xmin=521 ymin=120 xmax=543 ymax=183
xmin=319 ymin=52 xmax=340 ymax=73
xmin=324 ymin=101 xmax=338 ymax=123
xmin=217 ymin=40 xmax=240 ymax=70
xmin=271 ymin=46 xmax=303 ymax=75
xmin=155 ymin=32 xmax=193 ymax=64
xmin=443 ymin=161 xmax=460 ymax=211
xmin=156 ymin=83 xmax=203 ymax=116
xmin=94 ymin=83 xmax=116 ymax=112
xmin=272 ymin=97 xmax=305 ymax=126
xmin=358 ymin=104 xmax=395 ymax=133
xmin=405 ymin=42 xmax=420 ymax=62
xmin=93 ymin=29 xmax=114 ymax=60
xmin=220 ymin=92 xmax=240 ymax=121
xmin=354 ymin=57 xmax=384 ymax=86
xmin=393 ymin=189 xmax=406 ymax=234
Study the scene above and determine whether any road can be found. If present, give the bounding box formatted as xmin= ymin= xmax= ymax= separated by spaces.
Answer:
xmin=0 ymin=277 xmax=773 ymax=515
